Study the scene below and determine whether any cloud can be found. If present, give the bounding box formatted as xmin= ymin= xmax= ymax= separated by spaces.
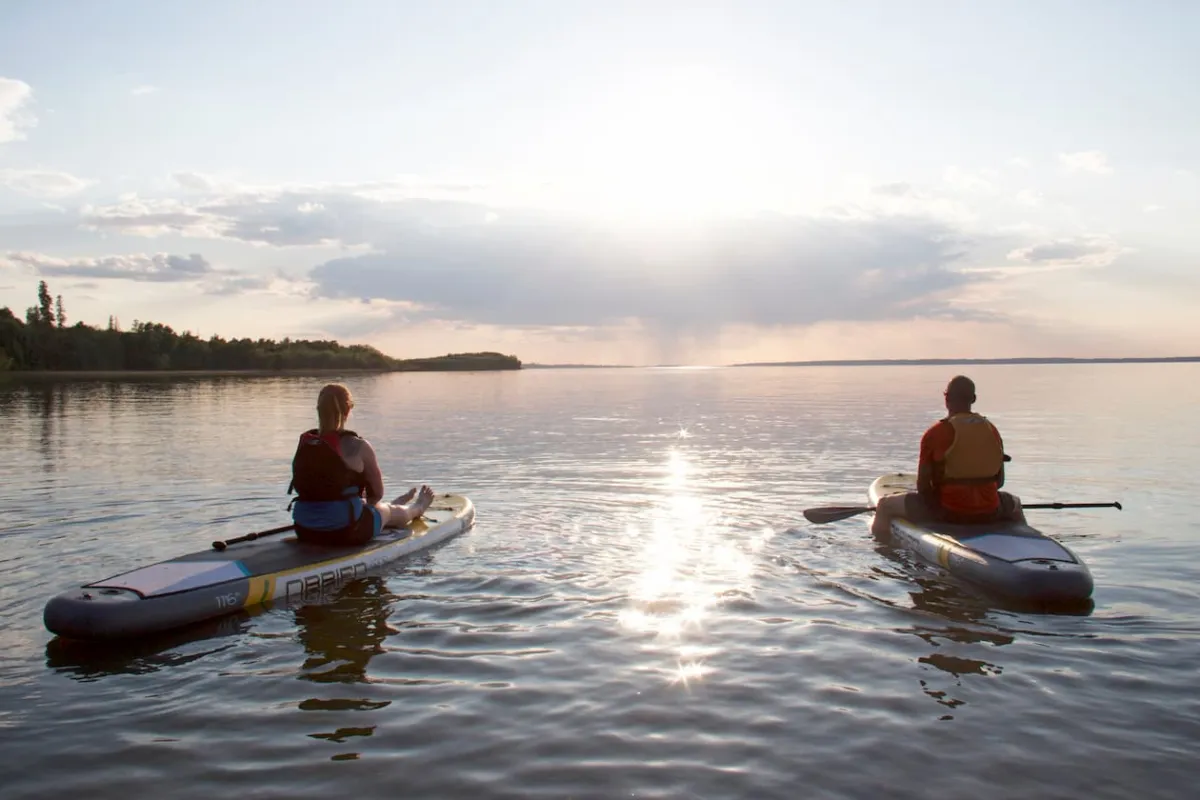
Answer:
xmin=171 ymin=171 xmax=214 ymax=191
xmin=1058 ymin=150 xmax=1112 ymax=175
xmin=1006 ymin=236 xmax=1124 ymax=268
xmin=1144 ymin=204 xmax=1165 ymax=214
xmin=131 ymin=85 xmax=159 ymax=96
xmin=306 ymin=211 xmax=989 ymax=333
xmin=81 ymin=188 xmax=495 ymax=248
xmin=0 ymin=77 xmax=35 ymax=144
xmin=872 ymin=182 xmax=914 ymax=197
xmin=1 ymin=249 xmax=315 ymax=299
xmin=1008 ymin=157 xmax=1031 ymax=169
xmin=943 ymin=166 xmax=998 ymax=193
xmin=82 ymin=176 xmax=1130 ymax=343
xmin=0 ymin=168 xmax=92 ymax=198
xmin=4 ymin=251 xmax=214 ymax=282
xmin=81 ymin=197 xmax=226 ymax=238
xmin=71 ymin=180 xmax=1016 ymax=336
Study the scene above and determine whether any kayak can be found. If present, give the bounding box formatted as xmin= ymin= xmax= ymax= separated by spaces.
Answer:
xmin=868 ymin=474 xmax=1093 ymax=605
xmin=44 ymin=494 xmax=474 ymax=641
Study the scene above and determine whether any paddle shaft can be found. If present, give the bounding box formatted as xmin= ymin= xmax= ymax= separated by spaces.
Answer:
xmin=211 ymin=523 xmax=295 ymax=552
xmin=1022 ymin=502 xmax=1123 ymax=510
xmin=803 ymin=500 xmax=1122 ymax=524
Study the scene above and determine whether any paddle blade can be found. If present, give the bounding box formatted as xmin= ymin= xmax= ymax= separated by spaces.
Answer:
xmin=803 ymin=505 xmax=875 ymax=524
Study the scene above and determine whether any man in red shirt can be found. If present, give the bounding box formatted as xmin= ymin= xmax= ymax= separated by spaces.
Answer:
xmin=872 ymin=375 xmax=1026 ymax=536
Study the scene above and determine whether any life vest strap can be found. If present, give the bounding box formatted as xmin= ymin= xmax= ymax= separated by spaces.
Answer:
xmin=941 ymin=475 xmax=1000 ymax=485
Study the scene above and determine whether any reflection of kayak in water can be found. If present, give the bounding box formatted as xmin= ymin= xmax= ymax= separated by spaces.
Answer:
xmin=44 ymin=494 xmax=474 ymax=642
xmin=869 ymin=475 xmax=1093 ymax=607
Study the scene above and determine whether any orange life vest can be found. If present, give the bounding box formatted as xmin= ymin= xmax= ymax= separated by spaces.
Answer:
xmin=941 ymin=412 xmax=1004 ymax=484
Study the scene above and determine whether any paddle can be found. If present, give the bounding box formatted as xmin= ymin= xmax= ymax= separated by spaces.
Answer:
xmin=211 ymin=523 xmax=295 ymax=552
xmin=803 ymin=501 xmax=1122 ymax=525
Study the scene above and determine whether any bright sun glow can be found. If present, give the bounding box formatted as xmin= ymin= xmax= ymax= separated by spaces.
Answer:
xmin=553 ymin=66 xmax=790 ymax=223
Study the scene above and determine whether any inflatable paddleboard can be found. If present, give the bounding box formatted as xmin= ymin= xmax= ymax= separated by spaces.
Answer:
xmin=868 ymin=475 xmax=1092 ymax=605
xmin=44 ymin=494 xmax=474 ymax=641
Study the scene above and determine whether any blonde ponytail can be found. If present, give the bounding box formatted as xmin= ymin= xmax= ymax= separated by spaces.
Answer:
xmin=316 ymin=383 xmax=353 ymax=433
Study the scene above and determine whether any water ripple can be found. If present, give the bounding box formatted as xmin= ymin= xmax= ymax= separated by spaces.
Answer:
xmin=2 ymin=366 xmax=1199 ymax=799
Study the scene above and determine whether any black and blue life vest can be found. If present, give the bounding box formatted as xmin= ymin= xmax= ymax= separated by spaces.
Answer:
xmin=287 ymin=429 xmax=370 ymax=528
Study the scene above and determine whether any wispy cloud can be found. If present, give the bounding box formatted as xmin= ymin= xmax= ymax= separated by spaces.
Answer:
xmin=1059 ymin=150 xmax=1113 ymax=175
xmin=1 ymin=249 xmax=312 ymax=298
xmin=1006 ymin=235 xmax=1125 ymax=268
xmin=171 ymin=171 xmax=214 ymax=191
xmin=130 ymin=85 xmax=159 ymax=96
xmin=0 ymin=168 xmax=92 ymax=198
xmin=81 ymin=197 xmax=226 ymax=238
xmin=0 ymin=77 xmax=35 ymax=144
xmin=5 ymin=251 xmax=213 ymax=282
xmin=80 ymin=186 xmax=493 ymax=247
xmin=871 ymin=182 xmax=914 ymax=197
xmin=943 ymin=166 xmax=998 ymax=194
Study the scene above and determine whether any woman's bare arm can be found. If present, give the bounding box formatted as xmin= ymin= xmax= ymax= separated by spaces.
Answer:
xmin=356 ymin=439 xmax=385 ymax=504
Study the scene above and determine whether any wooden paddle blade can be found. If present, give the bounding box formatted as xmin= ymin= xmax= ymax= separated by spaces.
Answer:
xmin=802 ymin=505 xmax=875 ymax=524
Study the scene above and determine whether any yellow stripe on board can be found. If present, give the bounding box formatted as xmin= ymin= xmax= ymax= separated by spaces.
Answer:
xmin=240 ymin=521 xmax=429 ymax=603
xmin=244 ymin=575 xmax=273 ymax=608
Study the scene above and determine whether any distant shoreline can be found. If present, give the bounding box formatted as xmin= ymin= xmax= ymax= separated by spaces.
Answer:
xmin=0 ymin=363 xmax=522 ymax=381
xmin=525 ymin=363 xmax=634 ymax=369
xmin=527 ymin=357 xmax=1200 ymax=369
xmin=0 ymin=368 xmax=395 ymax=380
xmin=731 ymin=356 xmax=1200 ymax=367
xmin=7 ymin=357 xmax=1196 ymax=379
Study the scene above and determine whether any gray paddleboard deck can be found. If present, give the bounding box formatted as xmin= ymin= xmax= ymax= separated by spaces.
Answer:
xmin=44 ymin=494 xmax=474 ymax=640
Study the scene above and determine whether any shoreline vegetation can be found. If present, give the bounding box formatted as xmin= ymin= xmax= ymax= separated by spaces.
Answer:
xmin=1 ymin=281 xmax=520 ymax=376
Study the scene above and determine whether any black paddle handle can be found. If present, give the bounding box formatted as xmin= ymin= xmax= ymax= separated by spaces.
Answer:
xmin=212 ymin=524 xmax=296 ymax=551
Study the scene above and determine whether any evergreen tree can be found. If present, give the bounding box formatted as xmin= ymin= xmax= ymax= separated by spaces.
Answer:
xmin=37 ymin=281 xmax=53 ymax=326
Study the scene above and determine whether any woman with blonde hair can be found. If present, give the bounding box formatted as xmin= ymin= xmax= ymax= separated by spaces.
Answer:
xmin=287 ymin=383 xmax=434 ymax=546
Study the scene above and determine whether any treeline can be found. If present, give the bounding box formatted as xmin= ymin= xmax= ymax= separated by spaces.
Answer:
xmin=396 ymin=352 xmax=523 ymax=371
xmin=1 ymin=281 xmax=521 ymax=373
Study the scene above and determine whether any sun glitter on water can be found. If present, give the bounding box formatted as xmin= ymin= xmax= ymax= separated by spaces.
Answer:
xmin=618 ymin=447 xmax=755 ymax=685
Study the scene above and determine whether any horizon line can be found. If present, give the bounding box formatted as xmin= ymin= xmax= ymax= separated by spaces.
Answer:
xmin=525 ymin=356 xmax=1200 ymax=369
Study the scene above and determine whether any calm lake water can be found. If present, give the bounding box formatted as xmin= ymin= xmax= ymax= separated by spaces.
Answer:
xmin=2 ymin=364 xmax=1198 ymax=799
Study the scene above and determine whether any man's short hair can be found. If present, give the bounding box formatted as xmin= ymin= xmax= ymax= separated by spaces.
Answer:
xmin=946 ymin=375 xmax=976 ymax=401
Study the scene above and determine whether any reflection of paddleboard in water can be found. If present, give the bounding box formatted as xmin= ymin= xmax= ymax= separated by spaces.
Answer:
xmin=44 ymin=494 xmax=474 ymax=641
xmin=295 ymin=576 xmax=395 ymax=687
xmin=44 ymin=608 xmax=257 ymax=682
xmin=869 ymin=475 xmax=1092 ymax=606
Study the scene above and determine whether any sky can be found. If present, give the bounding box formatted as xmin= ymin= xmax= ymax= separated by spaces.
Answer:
xmin=1 ymin=0 xmax=1197 ymax=365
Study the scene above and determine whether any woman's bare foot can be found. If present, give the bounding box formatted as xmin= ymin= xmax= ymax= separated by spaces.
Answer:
xmin=413 ymin=485 xmax=435 ymax=517
xmin=392 ymin=487 xmax=417 ymax=505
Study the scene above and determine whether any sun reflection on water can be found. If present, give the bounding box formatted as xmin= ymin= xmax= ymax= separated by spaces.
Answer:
xmin=617 ymin=447 xmax=758 ymax=684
